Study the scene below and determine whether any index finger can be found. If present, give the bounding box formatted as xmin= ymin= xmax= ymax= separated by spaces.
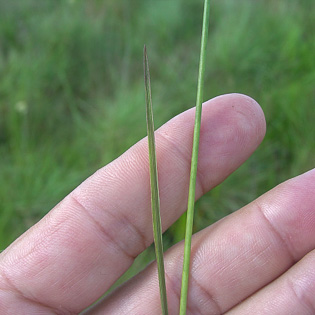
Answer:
xmin=0 ymin=94 xmax=265 ymax=313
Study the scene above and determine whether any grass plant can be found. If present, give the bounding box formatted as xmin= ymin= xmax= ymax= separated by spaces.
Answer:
xmin=144 ymin=45 xmax=168 ymax=315
xmin=179 ymin=1 xmax=211 ymax=313
xmin=0 ymin=1 xmax=314 ymax=311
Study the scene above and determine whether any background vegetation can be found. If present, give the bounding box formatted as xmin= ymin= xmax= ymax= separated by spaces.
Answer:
xmin=0 ymin=0 xmax=314 ymax=296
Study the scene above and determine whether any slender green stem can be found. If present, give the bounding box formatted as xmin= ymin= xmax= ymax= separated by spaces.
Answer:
xmin=144 ymin=45 xmax=168 ymax=315
xmin=179 ymin=1 xmax=211 ymax=314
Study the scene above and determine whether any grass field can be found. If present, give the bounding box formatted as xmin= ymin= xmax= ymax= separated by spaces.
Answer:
xmin=0 ymin=0 xmax=314 ymax=295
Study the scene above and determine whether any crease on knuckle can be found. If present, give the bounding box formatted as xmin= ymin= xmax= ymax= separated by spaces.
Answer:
xmin=189 ymin=270 xmax=222 ymax=314
xmin=0 ymin=270 xmax=69 ymax=314
xmin=254 ymin=200 xmax=296 ymax=264
xmin=69 ymin=194 xmax=147 ymax=260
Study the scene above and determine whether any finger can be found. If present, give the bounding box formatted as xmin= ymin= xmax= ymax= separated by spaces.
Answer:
xmin=0 ymin=94 xmax=265 ymax=313
xmin=89 ymin=168 xmax=315 ymax=314
xmin=227 ymin=250 xmax=315 ymax=314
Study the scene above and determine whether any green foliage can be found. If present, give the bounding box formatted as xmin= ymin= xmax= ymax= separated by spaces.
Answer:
xmin=0 ymin=0 xmax=314 ymax=291
xmin=180 ymin=1 xmax=211 ymax=313
xmin=144 ymin=46 xmax=168 ymax=314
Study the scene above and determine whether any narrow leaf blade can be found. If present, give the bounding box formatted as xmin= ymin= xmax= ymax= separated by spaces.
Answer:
xmin=144 ymin=45 xmax=168 ymax=315
xmin=179 ymin=1 xmax=211 ymax=314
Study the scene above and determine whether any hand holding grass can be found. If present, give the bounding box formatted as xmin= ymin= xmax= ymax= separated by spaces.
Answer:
xmin=1 ymin=94 xmax=315 ymax=314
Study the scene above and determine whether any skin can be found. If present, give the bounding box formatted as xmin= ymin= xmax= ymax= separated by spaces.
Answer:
xmin=0 ymin=93 xmax=314 ymax=314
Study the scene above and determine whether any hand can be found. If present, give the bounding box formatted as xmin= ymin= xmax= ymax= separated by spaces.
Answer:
xmin=1 ymin=94 xmax=314 ymax=314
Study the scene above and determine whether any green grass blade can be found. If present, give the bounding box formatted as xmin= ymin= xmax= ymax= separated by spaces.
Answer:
xmin=179 ymin=1 xmax=211 ymax=314
xmin=144 ymin=45 xmax=168 ymax=315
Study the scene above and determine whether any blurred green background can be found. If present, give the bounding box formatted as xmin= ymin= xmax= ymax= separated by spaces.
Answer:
xmin=0 ymin=0 xmax=314 ymax=298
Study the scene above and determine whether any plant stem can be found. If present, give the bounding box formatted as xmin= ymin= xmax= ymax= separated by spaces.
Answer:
xmin=144 ymin=45 xmax=168 ymax=315
xmin=179 ymin=1 xmax=211 ymax=314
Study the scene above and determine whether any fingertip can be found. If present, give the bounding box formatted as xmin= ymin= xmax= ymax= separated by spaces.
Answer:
xmin=203 ymin=93 xmax=266 ymax=143
xmin=195 ymin=93 xmax=266 ymax=188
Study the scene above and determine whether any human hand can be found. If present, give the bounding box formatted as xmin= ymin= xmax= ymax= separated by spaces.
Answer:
xmin=1 ymin=94 xmax=314 ymax=314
